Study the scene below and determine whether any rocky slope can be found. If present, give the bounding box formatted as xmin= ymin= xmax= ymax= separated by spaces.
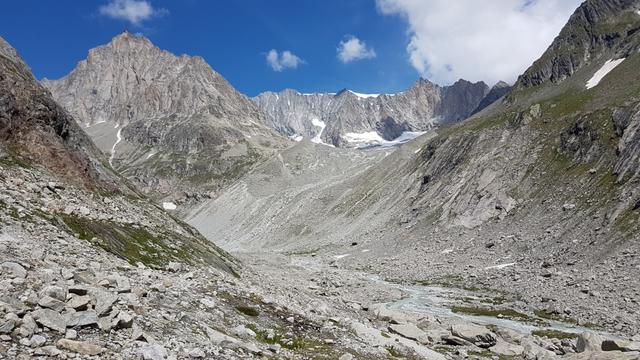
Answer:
xmin=42 ymin=32 xmax=289 ymax=205
xmin=1 ymin=36 xmax=396 ymax=360
xmin=254 ymin=79 xmax=491 ymax=147
xmin=515 ymin=0 xmax=640 ymax=89
xmin=188 ymin=0 xmax=640 ymax=344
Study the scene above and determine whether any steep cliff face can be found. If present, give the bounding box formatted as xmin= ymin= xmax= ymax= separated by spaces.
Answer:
xmin=0 ymin=36 xmax=121 ymax=192
xmin=43 ymin=32 xmax=289 ymax=202
xmin=515 ymin=0 xmax=640 ymax=89
xmin=253 ymin=78 xmax=489 ymax=147
xmin=470 ymin=81 xmax=512 ymax=116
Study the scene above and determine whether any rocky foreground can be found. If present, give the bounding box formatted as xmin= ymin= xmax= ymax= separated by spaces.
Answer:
xmin=2 ymin=162 xmax=639 ymax=360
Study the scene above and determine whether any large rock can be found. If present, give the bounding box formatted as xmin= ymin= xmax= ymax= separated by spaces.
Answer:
xmin=369 ymin=303 xmax=408 ymax=324
xmin=65 ymin=310 xmax=98 ymax=328
xmin=577 ymin=332 xmax=604 ymax=353
xmin=40 ymin=286 xmax=67 ymax=302
xmin=388 ymin=323 xmax=430 ymax=344
xmin=66 ymin=295 xmax=91 ymax=310
xmin=1 ymin=262 xmax=27 ymax=279
xmin=137 ymin=344 xmax=168 ymax=360
xmin=521 ymin=337 xmax=557 ymax=360
xmin=450 ymin=323 xmax=497 ymax=348
xmin=491 ymin=338 xmax=524 ymax=356
xmin=32 ymin=309 xmax=66 ymax=333
xmin=38 ymin=295 xmax=65 ymax=312
xmin=601 ymin=339 xmax=640 ymax=352
xmin=93 ymin=289 xmax=118 ymax=316
xmin=56 ymin=339 xmax=104 ymax=355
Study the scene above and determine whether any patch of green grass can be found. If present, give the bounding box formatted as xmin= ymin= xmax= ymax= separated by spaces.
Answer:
xmin=386 ymin=346 xmax=404 ymax=358
xmin=434 ymin=346 xmax=456 ymax=355
xmin=248 ymin=324 xmax=324 ymax=350
xmin=533 ymin=309 xmax=576 ymax=324
xmin=58 ymin=213 xmax=237 ymax=273
xmin=235 ymin=305 xmax=260 ymax=317
xmin=468 ymin=349 xmax=494 ymax=358
xmin=531 ymin=329 xmax=579 ymax=340
xmin=0 ymin=154 xmax=32 ymax=169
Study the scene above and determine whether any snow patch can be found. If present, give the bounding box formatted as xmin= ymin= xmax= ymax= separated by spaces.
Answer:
xmin=586 ymin=58 xmax=625 ymax=89
xmin=109 ymin=128 xmax=123 ymax=167
xmin=290 ymin=134 xmax=304 ymax=142
xmin=342 ymin=131 xmax=427 ymax=149
xmin=348 ymin=90 xmax=380 ymax=99
xmin=311 ymin=118 xmax=334 ymax=147
xmin=484 ymin=262 xmax=516 ymax=270
xmin=146 ymin=152 xmax=156 ymax=159
xmin=440 ymin=249 xmax=453 ymax=254
xmin=162 ymin=202 xmax=177 ymax=210
xmin=334 ymin=254 xmax=350 ymax=259
xmin=361 ymin=249 xmax=370 ymax=253
xmin=343 ymin=132 xmax=385 ymax=143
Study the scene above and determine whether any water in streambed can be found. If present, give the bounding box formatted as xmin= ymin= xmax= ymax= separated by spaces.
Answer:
xmin=372 ymin=276 xmax=620 ymax=339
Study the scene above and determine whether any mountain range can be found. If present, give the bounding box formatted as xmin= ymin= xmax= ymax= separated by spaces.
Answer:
xmin=2 ymin=0 xmax=640 ymax=359
xmin=253 ymin=78 xmax=506 ymax=147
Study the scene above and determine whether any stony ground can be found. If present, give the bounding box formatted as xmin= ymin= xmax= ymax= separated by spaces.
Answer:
xmin=1 ymin=155 xmax=639 ymax=360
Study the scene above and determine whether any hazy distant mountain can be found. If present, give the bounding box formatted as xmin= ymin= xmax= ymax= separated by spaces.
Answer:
xmin=253 ymin=78 xmax=490 ymax=147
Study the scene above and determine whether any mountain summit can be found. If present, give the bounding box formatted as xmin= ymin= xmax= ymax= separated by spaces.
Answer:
xmin=42 ymin=32 xmax=288 ymax=203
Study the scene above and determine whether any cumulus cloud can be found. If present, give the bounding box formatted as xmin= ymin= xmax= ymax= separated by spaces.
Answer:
xmin=266 ymin=49 xmax=303 ymax=71
xmin=99 ymin=0 xmax=167 ymax=26
xmin=337 ymin=36 xmax=377 ymax=63
xmin=376 ymin=0 xmax=582 ymax=85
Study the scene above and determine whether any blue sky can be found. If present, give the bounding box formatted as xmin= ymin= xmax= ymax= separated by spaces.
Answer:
xmin=0 ymin=0 xmax=581 ymax=96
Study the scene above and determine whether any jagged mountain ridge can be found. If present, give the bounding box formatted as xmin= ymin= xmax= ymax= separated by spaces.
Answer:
xmin=42 ymin=32 xmax=289 ymax=203
xmin=253 ymin=78 xmax=496 ymax=147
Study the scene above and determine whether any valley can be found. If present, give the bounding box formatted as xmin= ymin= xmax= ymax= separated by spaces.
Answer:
xmin=2 ymin=0 xmax=640 ymax=359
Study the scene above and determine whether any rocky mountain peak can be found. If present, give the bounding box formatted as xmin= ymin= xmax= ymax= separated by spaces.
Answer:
xmin=42 ymin=34 xmax=287 ymax=200
xmin=515 ymin=0 xmax=640 ymax=89
xmin=492 ymin=80 xmax=511 ymax=89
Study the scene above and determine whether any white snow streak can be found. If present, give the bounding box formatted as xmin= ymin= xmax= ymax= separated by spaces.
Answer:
xmin=311 ymin=118 xmax=334 ymax=147
xmin=349 ymin=90 xmax=380 ymax=99
xmin=162 ymin=202 xmax=177 ymax=210
xmin=109 ymin=128 xmax=123 ymax=167
xmin=343 ymin=131 xmax=426 ymax=148
xmin=586 ymin=58 xmax=625 ymax=89
xmin=484 ymin=262 xmax=516 ymax=270
xmin=334 ymin=254 xmax=350 ymax=259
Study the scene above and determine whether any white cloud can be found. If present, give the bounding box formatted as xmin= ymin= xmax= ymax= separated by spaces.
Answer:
xmin=266 ymin=49 xmax=303 ymax=71
xmin=99 ymin=0 xmax=167 ymax=26
xmin=337 ymin=36 xmax=377 ymax=63
xmin=376 ymin=0 xmax=582 ymax=85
